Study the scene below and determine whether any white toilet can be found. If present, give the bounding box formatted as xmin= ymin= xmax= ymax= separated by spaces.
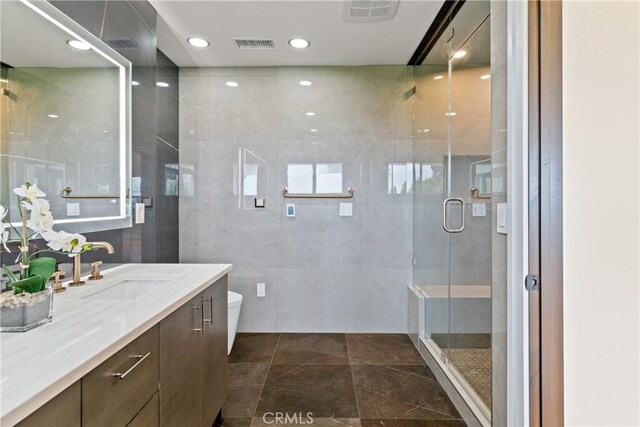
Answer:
xmin=227 ymin=291 xmax=243 ymax=355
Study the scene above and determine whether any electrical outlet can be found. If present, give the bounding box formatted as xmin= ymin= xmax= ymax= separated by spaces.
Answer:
xmin=257 ymin=283 xmax=266 ymax=297
xmin=66 ymin=203 xmax=80 ymax=216
xmin=339 ymin=203 xmax=353 ymax=216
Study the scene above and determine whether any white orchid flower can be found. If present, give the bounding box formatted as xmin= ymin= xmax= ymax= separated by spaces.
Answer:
xmin=0 ymin=205 xmax=9 ymax=252
xmin=13 ymin=183 xmax=46 ymax=203
xmin=68 ymin=234 xmax=87 ymax=255
xmin=29 ymin=200 xmax=54 ymax=232
xmin=27 ymin=198 xmax=54 ymax=234
xmin=42 ymin=230 xmax=87 ymax=256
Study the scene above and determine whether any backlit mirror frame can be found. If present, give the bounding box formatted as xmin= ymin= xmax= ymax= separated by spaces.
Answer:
xmin=4 ymin=0 xmax=132 ymax=233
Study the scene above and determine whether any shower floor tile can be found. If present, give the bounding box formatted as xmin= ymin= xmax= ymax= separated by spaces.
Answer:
xmin=224 ymin=333 xmax=466 ymax=426
xmin=448 ymin=348 xmax=492 ymax=408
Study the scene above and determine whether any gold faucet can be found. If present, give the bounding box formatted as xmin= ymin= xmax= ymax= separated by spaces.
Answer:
xmin=69 ymin=242 xmax=115 ymax=287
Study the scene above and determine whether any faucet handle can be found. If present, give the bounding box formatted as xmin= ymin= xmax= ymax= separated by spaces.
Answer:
xmin=88 ymin=261 xmax=104 ymax=281
xmin=52 ymin=270 xmax=66 ymax=293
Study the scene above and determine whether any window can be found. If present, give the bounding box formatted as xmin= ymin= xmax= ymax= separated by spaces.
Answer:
xmin=387 ymin=162 xmax=444 ymax=194
xmin=287 ymin=163 xmax=343 ymax=194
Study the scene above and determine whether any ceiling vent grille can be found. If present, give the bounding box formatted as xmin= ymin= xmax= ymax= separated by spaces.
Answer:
xmin=344 ymin=0 xmax=400 ymax=22
xmin=105 ymin=39 xmax=139 ymax=49
xmin=233 ymin=38 xmax=278 ymax=50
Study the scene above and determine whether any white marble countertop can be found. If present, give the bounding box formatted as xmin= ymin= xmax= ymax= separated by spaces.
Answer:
xmin=0 ymin=263 xmax=232 ymax=426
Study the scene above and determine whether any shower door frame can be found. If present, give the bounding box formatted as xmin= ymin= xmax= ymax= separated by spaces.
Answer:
xmin=528 ymin=0 xmax=564 ymax=425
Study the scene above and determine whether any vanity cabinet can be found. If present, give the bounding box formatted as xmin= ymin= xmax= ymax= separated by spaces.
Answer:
xmin=11 ymin=275 xmax=228 ymax=427
xmin=16 ymin=381 xmax=81 ymax=427
xmin=159 ymin=276 xmax=229 ymax=427
xmin=201 ymin=276 xmax=228 ymax=427
xmin=82 ymin=326 xmax=159 ymax=427
xmin=127 ymin=393 xmax=159 ymax=427
xmin=158 ymin=292 xmax=203 ymax=427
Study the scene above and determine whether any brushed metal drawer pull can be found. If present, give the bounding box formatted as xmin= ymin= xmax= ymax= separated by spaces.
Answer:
xmin=193 ymin=304 xmax=205 ymax=334
xmin=112 ymin=352 xmax=151 ymax=379
xmin=203 ymin=297 xmax=213 ymax=325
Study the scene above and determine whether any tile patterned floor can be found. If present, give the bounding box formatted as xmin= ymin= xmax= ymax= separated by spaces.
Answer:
xmin=222 ymin=333 xmax=466 ymax=427
xmin=448 ymin=348 xmax=492 ymax=408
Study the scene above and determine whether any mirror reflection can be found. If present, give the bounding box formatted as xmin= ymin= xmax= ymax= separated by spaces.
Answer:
xmin=0 ymin=0 xmax=131 ymax=232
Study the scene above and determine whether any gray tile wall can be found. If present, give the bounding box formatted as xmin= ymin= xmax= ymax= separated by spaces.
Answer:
xmin=179 ymin=66 xmax=414 ymax=332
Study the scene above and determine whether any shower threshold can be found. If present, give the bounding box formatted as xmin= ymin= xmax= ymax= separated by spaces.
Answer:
xmin=421 ymin=336 xmax=491 ymax=427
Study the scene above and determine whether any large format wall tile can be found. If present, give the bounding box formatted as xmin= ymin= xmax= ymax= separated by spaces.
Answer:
xmin=180 ymin=66 xmax=414 ymax=333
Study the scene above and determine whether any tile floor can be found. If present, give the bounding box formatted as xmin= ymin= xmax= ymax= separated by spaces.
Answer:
xmin=222 ymin=333 xmax=466 ymax=427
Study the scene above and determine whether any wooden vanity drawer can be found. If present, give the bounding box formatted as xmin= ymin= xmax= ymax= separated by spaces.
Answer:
xmin=82 ymin=326 xmax=159 ymax=427
xmin=127 ymin=392 xmax=159 ymax=427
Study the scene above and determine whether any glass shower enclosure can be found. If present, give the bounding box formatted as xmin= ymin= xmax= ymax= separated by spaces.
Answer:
xmin=412 ymin=1 xmax=507 ymax=424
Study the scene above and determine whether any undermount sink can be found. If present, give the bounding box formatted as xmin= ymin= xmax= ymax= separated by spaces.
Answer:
xmin=81 ymin=275 xmax=180 ymax=300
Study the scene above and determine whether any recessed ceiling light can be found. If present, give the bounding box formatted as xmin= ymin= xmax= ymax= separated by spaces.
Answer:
xmin=156 ymin=82 xmax=169 ymax=87
xmin=187 ymin=37 xmax=210 ymax=48
xmin=288 ymin=38 xmax=310 ymax=49
xmin=299 ymin=80 xmax=312 ymax=86
xmin=226 ymin=81 xmax=239 ymax=87
xmin=452 ymin=50 xmax=467 ymax=59
xmin=103 ymin=130 xmax=109 ymax=133
xmin=445 ymin=112 xmax=457 ymax=116
xmin=131 ymin=81 xmax=140 ymax=86
xmin=310 ymin=129 xmax=318 ymax=132
xmin=306 ymin=112 xmax=316 ymax=116
xmin=480 ymin=74 xmax=491 ymax=80
xmin=66 ymin=39 xmax=91 ymax=51
xmin=433 ymin=75 xmax=444 ymax=80
xmin=47 ymin=114 xmax=59 ymax=118
xmin=423 ymin=129 xmax=430 ymax=132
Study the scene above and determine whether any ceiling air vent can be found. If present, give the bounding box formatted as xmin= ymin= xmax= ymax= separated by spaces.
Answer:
xmin=344 ymin=0 xmax=400 ymax=22
xmin=104 ymin=39 xmax=139 ymax=49
xmin=232 ymin=38 xmax=278 ymax=50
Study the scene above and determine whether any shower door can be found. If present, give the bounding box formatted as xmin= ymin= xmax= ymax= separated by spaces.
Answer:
xmin=444 ymin=14 xmax=494 ymax=418
xmin=413 ymin=1 xmax=506 ymax=424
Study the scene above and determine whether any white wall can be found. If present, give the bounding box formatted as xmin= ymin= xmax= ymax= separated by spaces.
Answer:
xmin=563 ymin=1 xmax=640 ymax=425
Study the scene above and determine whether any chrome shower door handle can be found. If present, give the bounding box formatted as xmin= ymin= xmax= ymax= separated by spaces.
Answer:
xmin=443 ymin=197 xmax=465 ymax=233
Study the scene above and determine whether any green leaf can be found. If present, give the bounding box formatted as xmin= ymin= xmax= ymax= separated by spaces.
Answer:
xmin=2 ymin=265 xmax=18 ymax=282
xmin=28 ymin=257 xmax=56 ymax=291
xmin=9 ymin=276 xmax=44 ymax=294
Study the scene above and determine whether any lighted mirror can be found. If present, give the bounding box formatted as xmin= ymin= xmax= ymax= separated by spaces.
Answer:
xmin=0 ymin=0 xmax=131 ymax=233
